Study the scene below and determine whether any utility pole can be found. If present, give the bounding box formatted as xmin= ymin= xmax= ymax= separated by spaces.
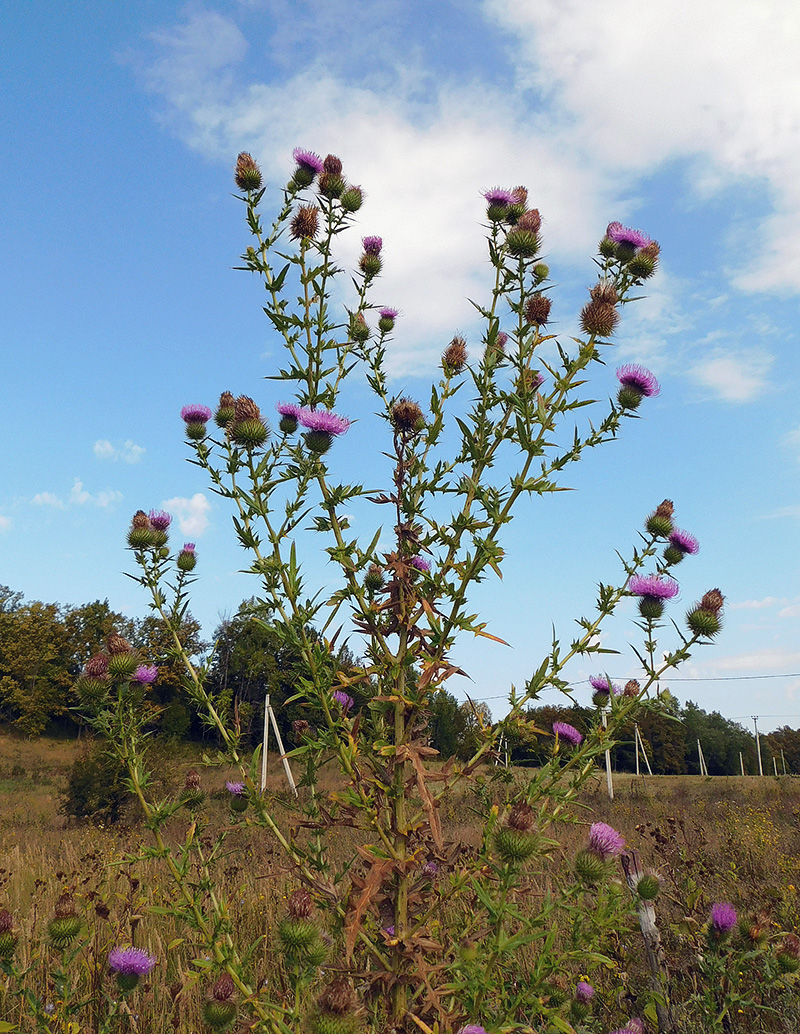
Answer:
xmin=752 ymin=716 xmax=764 ymax=777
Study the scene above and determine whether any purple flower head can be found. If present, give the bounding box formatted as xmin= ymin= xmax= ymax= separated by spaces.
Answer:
xmin=589 ymin=675 xmax=618 ymax=695
xmin=181 ymin=404 xmax=213 ymax=424
xmin=379 ymin=306 xmax=399 ymax=320
xmin=423 ymin=860 xmax=439 ymax=878
xmin=588 ymin=821 xmax=625 ymax=859
xmin=332 ymin=689 xmax=353 ymax=711
xmin=710 ymin=902 xmax=737 ymax=933
xmin=496 ymin=331 xmax=508 ymax=349
xmin=669 ymin=528 xmax=699 ymax=555
xmin=616 ymin=364 xmax=660 ymax=398
xmin=410 ymin=555 xmax=431 ymax=572
xmin=382 ymin=925 xmax=395 ymax=936
xmin=292 ymin=147 xmax=323 ymax=174
xmin=362 ymin=236 xmax=383 ymax=255
xmin=606 ymin=222 xmax=652 ymax=249
xmin=457 ymin=1027 xmax=488 ymax=1034
xmin=276 ymin=402 xmax=302 ymax=419
xmin=552 ymin=721 xmax=583 ymax=746
xmin=629 ymin=574 xmax=679 ymax=600
xmin=182 ymin=542 xmax=196 ymax=554
xmin=482 ymin=187 xmax=515 ymax=207
xmin=575 ymin=981 xmax=595 ymax=1003
xmin=226 ymin=781 xmax=246 ymax=796
xmin=108 ymin=947 xmax=156 ymax=977
xmin=148 ymin=509 xmax=172 ymax=531
xmin=610 ymin=1024 xmax=643 ymax=1034
xmin=298 ymin=408 xmax=351 ymax=436
xmin=133 ymin=664 xmax=158 ymax=684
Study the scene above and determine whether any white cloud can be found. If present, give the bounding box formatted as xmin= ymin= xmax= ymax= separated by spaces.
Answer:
xmin=163 ymin=493 xmax=211 ymax=536
xmin=69 ymin=479 xmax=123 ymax=508
xmin=687 ymin=348 xmax=773 ymax=402
xmin=94 ymin=439 xmax=145 ymax=463
xmin=485 ymin=0 xmax=800 ymax=293
xmin=0 ymin=515 xmax=11 ymax=532
xmin=32 ymin=491 xmax=65 ymax=508
xmin=712 ymin=649 xmax=800 ymax=674
xmin=730 ymin=596 xmax=785 ymax=611
xmin=784 ymin=426 xmax=800 ymax=460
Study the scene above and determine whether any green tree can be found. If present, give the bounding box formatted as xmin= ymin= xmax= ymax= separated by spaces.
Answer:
xmin=0 ymin=601 xmax=74 ymax=734
xmin=426 ymin=690 xmax=468 ymax=758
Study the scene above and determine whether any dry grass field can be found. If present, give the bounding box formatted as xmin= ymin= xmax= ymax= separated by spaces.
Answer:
xmin=0 ymin=731 xmax=799 ymax=1032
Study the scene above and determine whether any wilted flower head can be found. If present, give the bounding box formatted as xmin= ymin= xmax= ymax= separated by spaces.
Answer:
xmin=234 ymin=152 xmax=262 ymax=191
xmin=148 ymin=510 xmax=172 ymax=531
xmin=588 ymin=821 xmax=625 ymax=859
xmin=590 ymin=278 xmax=619 ymax=304
xmin=524 ymin=293 xmax=552 ymax=327
xmin=701 ymin=588 xmax=725 ymax=612
xmin=133 ymin=664 xmax=158 ymax=684
xmin=391 ymin=397 xmax=424 ymax=434
xmin=442 ymin=335 xmax=468 ymax=374
xmin=629 ymin=574 xmax=679 ymax=600
xmin=362 ymin=235 xmax=382 ymax=255
xmin=710 ymin=902 xmax=737 ymax=933
xmin=290 ymin=205 xmax=319 ymax=241
xmin=552 ymin=721 xmax=582 ymax=746
xmin=108 ymin=946 xmax=156 ymax=977
xmin=606 ymin=222 xmax=652 ymax=249
xmin=616 ymin=364 xmax=660 ymax=398
xmin=575 ymin=981 xmax=594 ymax=1002
xmin=332 ymin=689 xmax=353 ymax=711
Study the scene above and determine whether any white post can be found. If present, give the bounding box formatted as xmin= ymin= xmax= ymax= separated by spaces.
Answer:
xmin=773 ymin=756 xmax=779 ymax=777
xmin=635 ymin=724 xmax=640 ymax=778
xmin=739 ymin=751 xmax=744 ymax=777
xmin=753 ymin=717 xmax=764 ymax=776
xmin=697 ymin=739 xmax=705 ymax=776
xmin=602 ymin=709 xmax=614 ymax=800
xmin=638 ymin=726 xmax=653 ymax=776
xmin=782 ymin=749 xmax=788 ymax=775
xmin=261 ymin=693 xmax=270 ymax=793
xmin=268 ymin=704 xmax=298 ymax=797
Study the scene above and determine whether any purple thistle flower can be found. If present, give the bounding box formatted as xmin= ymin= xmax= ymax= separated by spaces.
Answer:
xmin=575 ymin=981 xmax=595 ymax=1003
xmin=276 ymin=402 xmax=302 ymax=419
xmin=180 ymin=404 xmax=213 ymax=423
xmin=133 ymin=664 xmax=158 ymax=684
xmin=482 ymin=187 xmax=515 ymax=206
xmin=409 ymin=555 xmax=431 ymax=572
xmin=298 ymin=408 xmax=351 ymax=436
xmin=457 ymin=1027 xmax=488 ymax=1034
xmin=382 ymin=925 xmax=395 ymax=936
xmin=606 ymin=222 xmax=652 ymax=248
xmin=148 ymin=509 xmax=172 ymax=531
xmin=616 ymin=364 xmax=660 ymax=398
xmin=292 ymin=147 xmax=323 ymax=174
xmin=588 ymin=821 xmax=625 ymax=859
xmin=182 ymin=542 xmax=196 ymax=554
xmin=710 ymin=902 xmax=737 ymax=933
xmin=108 ymin=947 xmax=156 ymax=977
xmin=362 ymin=236 xmax=383 ymax=255
xmin=589 ymin=675 xmax=618 ymax=694
xmin=226 ymin=781 xmax=246 ymax=796
xmin=379 ymin=306 xmax=399 ymax=320
xmin=332 ymin=689 xmax=353 ymax=711
xmin=669 ymin=529 xmax=700 ymax=555
xmin=629 ymin=574 xmax=679 ymax=600
xmin=552 ymin=721 xmax=583 ymax=746
xmin=423 ymin=861 xmax=438 ymax=878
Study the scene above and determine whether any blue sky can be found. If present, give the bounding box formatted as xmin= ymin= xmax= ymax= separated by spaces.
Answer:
xmin=3 ymin=0 xmax=799 ymax=731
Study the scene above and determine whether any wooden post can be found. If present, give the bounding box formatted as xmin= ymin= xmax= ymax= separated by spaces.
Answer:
xmin=635 ymin=723 xmax=640 ymax=778
xmin=773 ymin=756 xmax=779 ymax=777
xmin=637 ymin=725 xmax=653 ymax=776
xmin=268 ymin=703 xmax=298 ymax=797
xmin=621 ymin=850 xmax=674 ymax=1032
xmin=261 ymin=693 xmax=270 ymax=793
xmin=739 ymin=751 xmax=744 ymax=777
xmin=602 ymin=708 xmax=614 ymax=800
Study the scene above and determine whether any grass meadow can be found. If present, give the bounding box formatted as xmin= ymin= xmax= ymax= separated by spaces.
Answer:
xmin=0 ymin=731 xmax=799 ymax=1032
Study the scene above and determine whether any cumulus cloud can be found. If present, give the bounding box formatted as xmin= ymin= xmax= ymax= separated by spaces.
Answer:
xmin=687 ymin=348 xmax=773 ymax=402
xmin=32 ymin=491 xmax=65 ymax=508
xmin=69 ymin=479 xmax=123 ymax=508
xmin=163 ymin=493 xmax=211 ymax=536
xmin=711 ymin=649 xmax=800 ymax=673
xmin=94 ymin=439 xmax=145 ymax=463
xmin=730 ymin=596 xmax=786 ymax=611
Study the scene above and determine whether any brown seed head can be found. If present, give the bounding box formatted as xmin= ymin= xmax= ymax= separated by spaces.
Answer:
xmin=185 ymin=769 xmax=201 ymax=790
xmin=517 ymin=208 xmax=541 ymax=234
xmin=0 ymin=910 xmax=13 ymax=933
xmin=511 ymin=185 xmax=528 ymax=205
xmin=54 ymin=893 xmax=77 ymax=919
xmin=106 ymin=633 xmax=131 ymax=656
xmin=580 ymin=299 xmax=619 ymax=338
xmin=290 ymin=204 xmax=320 ymax=241
xmin=782 ymin=933 xmax=800 ymax=958
xmin=507 ymin=802 xmax=534 ymax=832
xmin=85 ymin=653 xmax=109 ymax=677
xmin=132 ymin=510 xmax=149 ymax=529
xmin=286 ymin=888 xmax=314 ymax=919
xmin=211 ymin=974 xmax=236 ymax=1002
xmin=317 ymin=978 xmax=353 ymax=1015
xmin=391 ymin=397 xmax=424 ymax=433
xmin=524 ymin=293 xmax=552 ymax=327
xmin=655 ymin=500 xmax=674 ymax=519
xmin=624 ymin=679 xmax=641 ymax=698
xmin=323 ymin=154 xmax=343 ymax=175
xmin=234 ymin=396 xmax=261 ymax=422
xmin=442 ymin=335 xmax=468 ymax=374
xmin=234 ymin=152 xmax=262 ymax=192
xmin=700 ymin=588 xmax=725 ymax=614
xmin=640 ymin=240 xmax=661 ymax=262
xmin=590 ymin=279 xmax=619 ymax=305
xmin=219 ymin=391 xmax=235 ymax=409
xmin=292 ymin=719 xmax=310 ymax=735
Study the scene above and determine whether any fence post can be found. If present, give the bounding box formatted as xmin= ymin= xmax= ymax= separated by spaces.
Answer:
xmin=621 ymin=850 xmax=675 ymax=1032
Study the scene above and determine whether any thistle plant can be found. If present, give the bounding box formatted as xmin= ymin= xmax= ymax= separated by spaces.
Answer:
xmin=65 ymin=147 xmax=731 ymax=1033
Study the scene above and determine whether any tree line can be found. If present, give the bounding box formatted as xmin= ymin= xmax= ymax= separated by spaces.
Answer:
xmin=1 ymin=585 xmax=796 ymax=774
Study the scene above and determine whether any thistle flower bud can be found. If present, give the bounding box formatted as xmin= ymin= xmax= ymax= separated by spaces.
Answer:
xmin=505 ymin=225 xmax=539 ymax=259
xmin=203 ymin=974 xmax=237 ymax=1029
xmin=777 ymin=933 xmax=800 ymax=973
xmin=318 ymin=171 xmax=345 ymax=198
xmin=494 ymin=802 xmax=538 ymax=862
xmin=229 ymin=396 xmax=269 ymax=449
xmin=687 ymin=588 xmax=725 ymax=637
xmin=598 ymin=235 xmax=616 ymax=257
xmin=0 ymin=909 xmax=18 ymax=962
xmin=482 ymin=187 xmax=515 ymax=222
xmin=359 ymin=251 xmax=381 ymax=277
xmin=349 ymin=313 xmax=370 ymax=343
xmin=291 ymin=205 xmax=320 ymax=241
xmin=524 ymin=293 xmax=552 ymax=327
xmin=107 ymin=649 xmax=140 ymax=678
xmin=340 ymin=185 xmax=364 ymax=212
xmin=292 ymin=148 xmax=323 ymax=187
xmin=635 ymin=871 xmax=660 ymax=900
xmin=216 ymin=391 xmax=236 ymax=428
xmin=442 ymin=335 xmax=467 ymax=375
xmin=48 ymin=894 xmax=83 ymax=950
xmin=590 ymin=278 xmax=619 ymax=304
xmin=177 ymin=543 xmax=197 ymax=572
xmin=85 ymin=653 xmax=109 ymax=678
xmin=323 ymin=154 xmax=342 ymax=175
xmin=107 ymin=633 xmax=132 ymax=656
xmin=308 ymin=979 xmax=360 ymax=1034
xmin=574 ymin=848 xmax=610 ymax=885
xmin=234 ymin=152 xmax=262 ymax=192
xmin=226 ymin=781 xmax=248 ymax=813
xmin=532 ymin=262 xmax=549 ymax=282
xmin=580 ymin=299 xmax=619 ymax=338
xmin=128 ymin=511 xmax=156 ymax=549
xmin=390 ymin=397 xmax=424 ymax=434
xmin=364 ymin=563 xmax=384 ymax=592
xmin=624 ymin=679 xmax=640 ymax=698
xmin=646 ymin=499 xmax=674 ymax=538
xmin=181 ymin=769 xmax=205 ymax=810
